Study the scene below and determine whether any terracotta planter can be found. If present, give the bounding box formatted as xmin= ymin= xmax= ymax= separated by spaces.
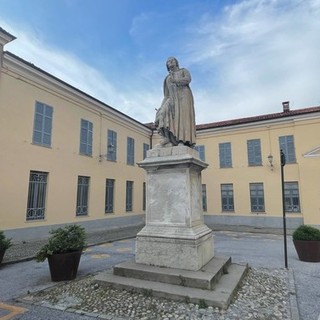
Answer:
xmin=0 ymin=250 xmax=5 ymax=264
xmin=293 ymin=240 xmax=320 ymax=262
xmin=48 ymin=250 xmax=82 ymax=281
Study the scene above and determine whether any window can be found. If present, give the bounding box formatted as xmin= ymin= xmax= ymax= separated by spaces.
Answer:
xmin=143 ymin=182 xmax=146 ymax=211
xmin=247 ymin=139 xmax=262 ymax=166
xmin=76 ymin=176 xmax=90 ymax=216
xmin=32 ymin=101 xmax=53 ymax=147
xmin=285 ymin=182 xmax=300 ymax=212
xmin=219 ymin=143 xmax=232 ymax=168
xmin=107 ymin=130 xmax=117 ymax=161
xmin=202 ymin=184 xmax=207 ymax=211
xmin=143 ymin=143 xmax=150 ymax=160
xmin=279 ymin=135 xmax=296 ymax=164
xmin=127 ymin=137 xmax=135 ymax=165
xmin=105 ymin=179 xmax=115 ymax=213
xmin=80 ymin=119 xmax=93 ymax=156
xmin=195 ymin=145 xmax=205 ymax=161
xmin=250 ymin=183 xmax=265 ymax=212
xmin=126 ymin=181 xmax=133 ymax=211
xmin=26 ymin=171 xmax=48 ymax=220
xmin=221 ymin=184 xmax=234 ymax=212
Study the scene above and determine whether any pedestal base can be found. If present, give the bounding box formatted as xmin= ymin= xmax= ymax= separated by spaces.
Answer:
xmin=136 ymin=224 xmax=214 ymax=271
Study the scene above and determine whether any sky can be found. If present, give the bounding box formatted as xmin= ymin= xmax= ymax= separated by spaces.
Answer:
xmin=1 ymin=0 xmax=320 ymax=125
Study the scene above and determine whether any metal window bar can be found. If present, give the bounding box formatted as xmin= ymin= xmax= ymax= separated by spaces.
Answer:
xmin=221 ymin=184 xmax=234 ymax=211
xmin=284 ymin=182 xmax=300 ymax=212
xmin=126 ymin=181 xmax=133 ymax=211
xmin=26 ymin=171 xmax=48 ymax=220
xmin=76 ymin=176 xmax=90 ymax=215
xmin=105 ymin=179 xmax=114 ymax=213
xmin=250 ymin=183 xmax=265 ymax=212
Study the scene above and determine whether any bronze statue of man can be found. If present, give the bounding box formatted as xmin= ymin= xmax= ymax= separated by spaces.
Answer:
xmin=155 ymin=57 xmax=196 ymax=147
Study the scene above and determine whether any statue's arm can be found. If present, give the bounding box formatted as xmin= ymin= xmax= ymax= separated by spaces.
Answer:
xmin=173 ymin=68 xmax=191 ymax=86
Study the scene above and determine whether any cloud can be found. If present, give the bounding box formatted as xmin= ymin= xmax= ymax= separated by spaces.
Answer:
xmin=1 ymin=0 xmax=319 ymax=126
xmin=186 ymin=0 xmax=320 ymax=122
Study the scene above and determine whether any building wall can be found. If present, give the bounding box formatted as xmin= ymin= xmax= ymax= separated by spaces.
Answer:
xmin=0 ymin=53 xmax=150 ymax=232
xmin=1 ymin=29 xmax=319 ymax=240
xmin=197 ymin=115 xmax=320 ymax=227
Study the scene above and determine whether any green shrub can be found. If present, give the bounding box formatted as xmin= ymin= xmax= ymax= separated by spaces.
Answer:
xmin=292 ymin=225 xmax=320 ymax=241
xmin=0 ymin=231 xmax=12 ymax=251
xmin=36 ymin=224 xmax=86 ymax=262
xmin=198 ymin=299 xmax=208 ymax=309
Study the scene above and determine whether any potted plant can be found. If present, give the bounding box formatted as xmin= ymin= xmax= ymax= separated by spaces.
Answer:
xmin=36 ymin=224 xmax=86 ymax=281
xmin=0 ymin=231 xmax=12 ymax=264
xmin=292 ymin=225 xmax=320 ymax=262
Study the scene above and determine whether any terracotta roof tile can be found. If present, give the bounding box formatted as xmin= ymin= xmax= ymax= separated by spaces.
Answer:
xmin=196 ymin=107 xmax=320 ymax=131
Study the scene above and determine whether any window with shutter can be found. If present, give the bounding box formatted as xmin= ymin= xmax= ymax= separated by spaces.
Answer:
xmin=219 ymin=143 xmax=232 ymax=168
xmin=279 ymin=135 xmax=296 ymax=163
xmin=32 ymin=102 xmax=53 ymax=147
xmin=247 ymin=139 xmax=262 ymax=166
xmin=79 ymin=119 xmax=93 ymax=156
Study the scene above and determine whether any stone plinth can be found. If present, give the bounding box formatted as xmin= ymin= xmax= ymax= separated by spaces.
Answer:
xmin=136 ymin=146 xmax=214 ymax=271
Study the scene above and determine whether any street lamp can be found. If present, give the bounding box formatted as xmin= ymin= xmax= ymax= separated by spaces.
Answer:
xmin=280 ymin=149 xmax=288 ymax=269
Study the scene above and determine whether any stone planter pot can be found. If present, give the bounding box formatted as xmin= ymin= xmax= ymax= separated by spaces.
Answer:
xmin=0 ymin=250 xmax=6 ymax=264
xmin=48 ymin=250 xmax=82 ymax=281
xmin=293 ymin=240 xmax=320 ymax=262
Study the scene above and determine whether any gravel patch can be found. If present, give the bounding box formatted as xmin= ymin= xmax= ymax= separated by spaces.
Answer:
xmin=24 ymin=267 xmax=291 ymax=319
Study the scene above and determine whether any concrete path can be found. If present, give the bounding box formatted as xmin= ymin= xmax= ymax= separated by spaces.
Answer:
xmin=0 ymin=231 xmax=319 ymax=320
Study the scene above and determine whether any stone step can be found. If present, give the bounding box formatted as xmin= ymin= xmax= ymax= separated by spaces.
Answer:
xmin=95 ymin=263 xmax=248 ymax=309
xmin=113 ymin=256 xmax=231 ymax=290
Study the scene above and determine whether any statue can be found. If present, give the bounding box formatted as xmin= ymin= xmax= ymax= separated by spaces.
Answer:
xmin=155 ymin=57 xmax=196 ymax=147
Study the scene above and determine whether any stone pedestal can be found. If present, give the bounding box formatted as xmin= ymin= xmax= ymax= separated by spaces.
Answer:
xmin=136 ymin=146 xmax=214 ymax=271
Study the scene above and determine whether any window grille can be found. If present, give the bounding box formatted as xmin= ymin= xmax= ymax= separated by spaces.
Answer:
xmin=126 ymin=181 xmax=133 ymax=211
xmin=26 ymin=171 xmax=48 ymax=220
xmin=221 ymin=184 xmax=234 ymax=211
xmin=285 ymin=182 xmax=300 ymax=212
xmin=105 ymin=179 xmax=115 ymax=213
xmin=76 ymin=176 xmax=90 ymax=216
xmin=250 ymin=183 xmax=265 ymax=212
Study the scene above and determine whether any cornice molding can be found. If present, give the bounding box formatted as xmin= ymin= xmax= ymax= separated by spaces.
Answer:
xmin=303 ymin=146 xmax=320 ymax=158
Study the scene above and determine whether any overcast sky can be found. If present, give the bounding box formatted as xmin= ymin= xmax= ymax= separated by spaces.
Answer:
xmin=1 ymin=0 xmax=319 ymax=124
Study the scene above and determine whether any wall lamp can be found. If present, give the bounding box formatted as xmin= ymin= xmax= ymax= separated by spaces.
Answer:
xmin=267 ymin=154 xmax=274 ymax=169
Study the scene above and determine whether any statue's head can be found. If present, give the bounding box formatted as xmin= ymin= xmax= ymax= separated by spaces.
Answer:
xmin=166 ymin=57 xmax=179 ymax=71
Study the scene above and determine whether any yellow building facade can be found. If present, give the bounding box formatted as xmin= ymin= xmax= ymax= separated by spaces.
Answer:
xmin=1 ymin=27 xmax=319 ymax=240
xmin=196 ymin=106 xmax=320 ymax=229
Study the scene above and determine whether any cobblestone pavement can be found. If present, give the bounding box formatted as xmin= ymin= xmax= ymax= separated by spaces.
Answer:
xmin=22 ymin=267 xmax=291 ymax=320
xmin=1 ymin=231 xmax=319 ymax=320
